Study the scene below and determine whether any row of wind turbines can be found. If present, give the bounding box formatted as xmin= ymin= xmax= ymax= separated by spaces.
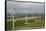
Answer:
xmin=9 ymin=7 xmax=41 ymax=29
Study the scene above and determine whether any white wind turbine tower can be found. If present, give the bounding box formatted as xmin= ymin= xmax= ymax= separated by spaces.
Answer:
xmin=12 ymin=10 xmax=15 ymax=29
xmin=24 ymin=8 xmax=27 ymax=24
xmin=10 ymin=8 xmax=16 ymax=29
xmin=12 ymin=8 xmax=16 ymax=29
xmin=24 ymin=7 xmax=30 ymax=24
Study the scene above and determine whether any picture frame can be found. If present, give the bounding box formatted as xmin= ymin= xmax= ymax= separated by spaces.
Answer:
xmin=5 ymin=0 xmax=45 ymax=31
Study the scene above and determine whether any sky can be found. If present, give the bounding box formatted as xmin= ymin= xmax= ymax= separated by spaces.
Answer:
xmin=7 ymin=1 xmax=45 ymax=15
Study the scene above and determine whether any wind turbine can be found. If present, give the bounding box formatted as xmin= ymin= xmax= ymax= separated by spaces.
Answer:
xmin=10 ymin=8 xmax=16 ymax=29
xmin=12 ymin=8 xmax=16 ymax=29
xmin=24 ymin=7 xmax=30 ymax=24
xmin=24 ymin=8 xmax=27 ymax=24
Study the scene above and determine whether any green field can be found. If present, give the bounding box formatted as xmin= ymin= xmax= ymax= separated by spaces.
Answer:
xmin=6 ymin=15 xmax=45 ymax=31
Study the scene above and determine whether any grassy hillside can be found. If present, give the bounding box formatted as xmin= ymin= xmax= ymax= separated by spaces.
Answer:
xmin=6 ymin=15 xmax=45 ymax=30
